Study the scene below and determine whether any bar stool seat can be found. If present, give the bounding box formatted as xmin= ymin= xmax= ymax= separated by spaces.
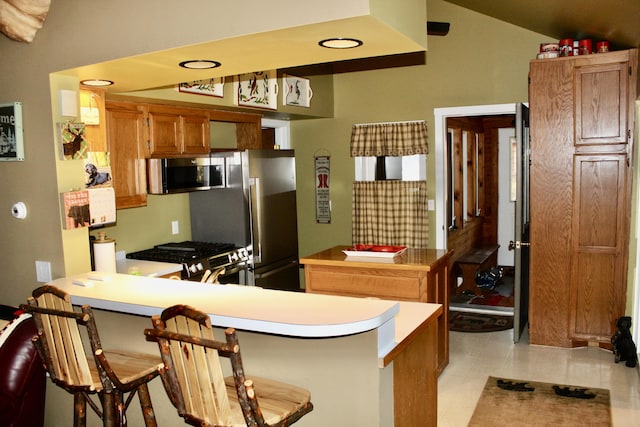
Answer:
xmin=21 ymin=285 xmax=163 ymax=427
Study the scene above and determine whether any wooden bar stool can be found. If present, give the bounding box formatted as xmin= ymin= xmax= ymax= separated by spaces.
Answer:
xmin=144 ymin=304 xmax=313 ymax=427
xmin=21 ymin=285 xmax=163 ymax=427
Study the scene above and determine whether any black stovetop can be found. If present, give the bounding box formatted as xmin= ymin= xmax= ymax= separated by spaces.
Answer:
xmin=126 ymin=241 xmax=237 ymax=263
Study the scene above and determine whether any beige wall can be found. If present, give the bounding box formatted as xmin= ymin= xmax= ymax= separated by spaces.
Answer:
xmin=2 ymin=1 xmax=634 ymax=316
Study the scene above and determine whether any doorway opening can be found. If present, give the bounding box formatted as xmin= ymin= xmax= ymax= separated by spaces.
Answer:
xmin=435 ymin=105 xmax=516 ymax=309
xmin=435 ymin=103 xmax=529 ymax=343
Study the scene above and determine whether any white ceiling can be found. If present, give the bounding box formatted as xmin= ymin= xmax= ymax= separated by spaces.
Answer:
xmin=445 ymin=0 xmax=640 ymax=50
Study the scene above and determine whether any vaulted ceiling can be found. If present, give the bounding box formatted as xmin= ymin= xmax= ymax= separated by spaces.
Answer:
xmin=445 ymin=0 xmax=640 ymax=50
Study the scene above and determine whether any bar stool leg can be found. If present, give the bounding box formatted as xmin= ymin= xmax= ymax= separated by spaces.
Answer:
xmin=114 ymin=390 xmax=126 ymax=427
xmin=101 ymin=391 xmax=116 ymax=427
xmin=138 ymin=383 xmax=158 ymax=427
xmin=74 ymin=392 xmax=87 ymax=427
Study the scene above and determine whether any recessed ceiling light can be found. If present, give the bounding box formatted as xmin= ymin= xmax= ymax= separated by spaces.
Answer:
xmin=318 ymin=38 xmax=363 ymax=49
xmin=80 ymin=79 xmax=114 ymax=87
xmin=179 ymin=60 xmax=222 ymax=69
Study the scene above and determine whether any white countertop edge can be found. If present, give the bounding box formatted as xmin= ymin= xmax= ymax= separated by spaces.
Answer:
xmin=72 ymin=293 xmax=400 ymax=339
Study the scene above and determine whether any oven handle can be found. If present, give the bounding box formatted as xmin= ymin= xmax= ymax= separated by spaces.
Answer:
xmin=222 ymin=263 xmax=244 ymax=276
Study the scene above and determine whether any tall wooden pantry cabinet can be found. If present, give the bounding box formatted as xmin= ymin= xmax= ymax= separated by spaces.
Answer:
xmin=529 ymin=49 xmax=638 ymax=348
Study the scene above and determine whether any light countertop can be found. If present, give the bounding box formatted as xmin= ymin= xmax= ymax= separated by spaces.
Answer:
xmin=115 ymin=257 xmax=182 ymax=277
xmin=300 ymin=245 xmax=451 ymax=270
xmin=48 ymin=272 xmax=441 ymax=363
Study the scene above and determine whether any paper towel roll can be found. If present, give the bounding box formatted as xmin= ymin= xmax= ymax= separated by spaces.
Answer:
xmin=93 ymin=234 xmax=116 ymax=273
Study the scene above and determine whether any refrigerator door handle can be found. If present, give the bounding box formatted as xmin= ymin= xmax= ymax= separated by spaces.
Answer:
xmin=253 ymin=260 xmax=298 ymax=279
xmin=249 ymin=177 xmax=262 ymax=264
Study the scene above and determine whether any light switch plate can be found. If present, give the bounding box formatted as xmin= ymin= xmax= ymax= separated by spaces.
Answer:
xmin=171 ymin=220 xmax=179 ymax=235
xmin=35 ymin=260 xmax=52 ymax=283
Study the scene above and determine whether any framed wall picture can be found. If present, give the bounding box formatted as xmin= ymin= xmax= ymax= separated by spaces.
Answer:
xmin=58 ymin=122 xmax=87 ymax=160
xmin=234 ymin=71 xmax=278 ymax=110
xmin=177 ymin=78 xmax=224 ymax=97
xmin=0 ymin=102 xmax=24 ymax=161
xmin=283 ymin=74 xmax=313 ymax=107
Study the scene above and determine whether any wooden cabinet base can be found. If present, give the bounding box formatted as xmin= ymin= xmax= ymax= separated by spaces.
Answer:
xmin=301 ymin=246 xmax=451 ymax=375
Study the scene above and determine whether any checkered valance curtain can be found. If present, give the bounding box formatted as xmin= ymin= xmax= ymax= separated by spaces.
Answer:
xmin=350 ymin=120 xmax=428 ymax=157
xmin=352 ymin=180 xmax=429 ymax=248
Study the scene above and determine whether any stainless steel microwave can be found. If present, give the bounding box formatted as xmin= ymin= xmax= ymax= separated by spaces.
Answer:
xmin=147 ymin=156 xmax=225 ymax=194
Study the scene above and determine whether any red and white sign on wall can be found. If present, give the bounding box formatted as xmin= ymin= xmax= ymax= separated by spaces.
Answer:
xmin=315 ymin=155 xmax=331 ymax=223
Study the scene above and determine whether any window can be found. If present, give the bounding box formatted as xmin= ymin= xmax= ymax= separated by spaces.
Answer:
xmin=354 ymin=154 xmax=427 ymax=181
xmin=350 ymin=120 xmax=429 ymax=247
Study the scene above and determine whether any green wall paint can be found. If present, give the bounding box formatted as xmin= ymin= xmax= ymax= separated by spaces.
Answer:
xmin=293 ymin=0 xmax=545 ymax=258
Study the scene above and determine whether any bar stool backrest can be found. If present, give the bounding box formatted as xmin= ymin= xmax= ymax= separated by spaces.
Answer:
xmin=150 ymin=305 xmax=234 ymax=425
xmin=146 ymin=304 xmax=313 ymax=427
xmin=25 ymin=285 xmax=96 ymax=391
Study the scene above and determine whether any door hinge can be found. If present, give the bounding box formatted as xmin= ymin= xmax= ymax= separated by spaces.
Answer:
xmin=508 ymin=240 xmax=531 ymax=251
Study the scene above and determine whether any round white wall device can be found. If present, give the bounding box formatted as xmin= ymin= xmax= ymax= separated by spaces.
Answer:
xmin=11 ymin=202 xmax=27 ymax=219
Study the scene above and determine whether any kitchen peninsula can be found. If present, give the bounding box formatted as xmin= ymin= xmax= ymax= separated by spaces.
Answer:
xmin=300 ymin=245 xmax=451 ymax=374
xmin=44 ymin=273 xmax=441 ymax=426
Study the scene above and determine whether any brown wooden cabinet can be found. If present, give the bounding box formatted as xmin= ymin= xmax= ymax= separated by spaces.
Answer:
xmin=147 ymin=105 xmax=210 ymax=156
xmin=105 ymin=101 xmax=149 ymax=209
xmin=103 ymin=100 xmax=262 ymax=209
xmin=529 ymin=49 xmax=637 ymax=347
xmin=300 ymin=246 xmax=451 ymax=375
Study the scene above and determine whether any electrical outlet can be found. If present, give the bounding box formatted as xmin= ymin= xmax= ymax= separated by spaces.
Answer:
xmin=35 ymin=260 xmax=52 ymax=283
xmin=171 ymin=220 xmax=179 ymax=235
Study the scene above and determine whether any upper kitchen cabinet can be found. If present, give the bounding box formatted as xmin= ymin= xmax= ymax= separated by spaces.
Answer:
xmin=574 ymin=55 xmax=631 ymax=147
xmin=147 ymin=105 xmax=210 ymax=156
xmin=105 ymin=101 xmax=149 ymax=209
xmin=209 ymin=110 xmax=263 ymax=150
xmin=528 ymin=49 xmax=637 ymax=349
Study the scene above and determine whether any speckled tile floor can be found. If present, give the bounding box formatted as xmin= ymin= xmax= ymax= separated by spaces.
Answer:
xmin=438 ymin=327 xmax=640 ymax=426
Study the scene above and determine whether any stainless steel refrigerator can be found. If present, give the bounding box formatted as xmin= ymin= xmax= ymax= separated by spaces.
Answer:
xmin=189 ymin=149 xmax=300 ymax=291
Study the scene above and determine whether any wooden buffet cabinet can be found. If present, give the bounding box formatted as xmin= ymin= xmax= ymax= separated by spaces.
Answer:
xmin=300 ymin=245 xmax=451 ymax=374
xmin=529 ymin=49 xmax=637 ymax=348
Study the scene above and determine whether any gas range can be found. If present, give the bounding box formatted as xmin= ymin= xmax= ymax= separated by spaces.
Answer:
xmin=126 ymin=241 xmax=249 ymax=281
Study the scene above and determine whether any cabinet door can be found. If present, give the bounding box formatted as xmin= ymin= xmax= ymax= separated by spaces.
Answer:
xmin=182 ymin=113 xmax=210 ymax=154
xmin=575 ymin=61 xmax=628 ymax=146
xmin=106 ymin=102 xmax=148 ymax=209
xmin=570 ymin=154 xmax=628 ymax=343
xmin=148 ymin=110 xmax=181 ymax=156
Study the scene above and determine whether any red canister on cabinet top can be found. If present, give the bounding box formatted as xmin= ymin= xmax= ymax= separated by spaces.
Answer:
xmin=578 ymin=39 xmax=593 ymax=55
xmin=596 ymin=41 xmax=610 ymax=53
xmin=559 ymin=38 xmax=573 ymax=56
